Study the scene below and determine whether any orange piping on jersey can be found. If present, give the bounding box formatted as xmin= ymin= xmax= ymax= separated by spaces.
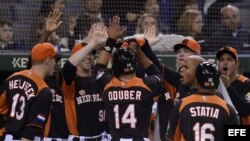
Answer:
xmin=0 ymin=127 xmax=5 ymax=137
xmin=174 ymin=121 xmax=186 ymax=141
xmin=62 ymin=80 xmax=76 ymax=100
xmin=179 ymin=94 xmax=230 ymax=115
xmin=16 ymin=70 xmax=49 ymax=94
xmin=44 ymin=113 xmax=51 ymax=137
xmin=26 ymin=124 xmax=43 ymax=129
xmin=104 ymin=77 xmax=152 ymax=92
xmin=237 ymin=75 xmax=249 ymax=83
xmin=0 ymin=91 xmax=8 ymax=114
xmin=241 ymin=116 xmax=250 ymax=125
xmin=61 ymin=81 xmax=79 ymax=135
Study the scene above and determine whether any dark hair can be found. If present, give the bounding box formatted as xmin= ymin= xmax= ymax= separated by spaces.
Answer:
xmin=40 ymin=0 xmax=56 ymax=17
xmin=74 ymin=14 xmax=102 ymax=38
xmin=0 ymin=20 xmax=13 ymax=28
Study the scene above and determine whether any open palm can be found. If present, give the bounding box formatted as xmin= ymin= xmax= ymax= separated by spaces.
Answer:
xmin=144 ymin=25 xmax=161 ymax=46
xmin=45 ymin=9 xmax=62 ymax=32
xmin=91 ymin=23 xmax=108 ymax=50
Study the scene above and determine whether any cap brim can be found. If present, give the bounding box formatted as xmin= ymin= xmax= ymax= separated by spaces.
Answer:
xmin=216 ymin=50 xmax=237 ymax=60
xmin=173 ymin=44 xmax=188 ymax=52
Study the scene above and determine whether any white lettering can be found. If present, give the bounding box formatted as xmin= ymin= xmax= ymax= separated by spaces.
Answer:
xmin=228 ymin=129 xmax=246 ymax=136
xmin=8 ymin=79 xmax=35 ymax=100
xmin=108 ymin=90 xmax=142 ymax=101
xmin=76 ymin=94 xmax=102 ymax=104
xmin=190 ymin=106 xmax=219 ymax=119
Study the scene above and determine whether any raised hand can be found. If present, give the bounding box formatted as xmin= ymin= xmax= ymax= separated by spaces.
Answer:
xmin=89 ymin=23 xmax=108 ymax=50
xmin=45 ymin=9 xmax=63 ymax=32
xmin=128 ymin=39 xmax=143 ymax=55
xmin=220 ymin=70 xmax=231 ymax=88
xmin=144 ymin=25 xmax=161 ymax=46
xmin=107 ymin=16 xmax=127 ymax=40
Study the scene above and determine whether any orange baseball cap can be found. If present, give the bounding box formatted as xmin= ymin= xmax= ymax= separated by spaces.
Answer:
xmin=71 ymin=41 xmax=96 ymax=54
xmin=216 ymin=46 xmax=238 ymax=61
xmin=173 ymin=38 xmax=201 ymax=54
xmin=31 ymin=43 xmax=60 ymax=61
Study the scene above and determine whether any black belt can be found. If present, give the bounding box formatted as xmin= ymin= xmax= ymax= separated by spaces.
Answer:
xmin=111 ymin=137 xmax=146 ymax=141
xmin=72 ymin=135 xmax=102 ymax=141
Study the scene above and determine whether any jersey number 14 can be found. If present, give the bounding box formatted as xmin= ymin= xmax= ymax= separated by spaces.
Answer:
xmin=114 ymin=104 xmax=137 ymax=129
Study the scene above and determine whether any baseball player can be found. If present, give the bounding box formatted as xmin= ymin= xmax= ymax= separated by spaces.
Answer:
xmin=140 ymin=36 xmax=202 ymax=140
xmin=95 ymin=33 xmax=163 ymax=140
xmin=39 ymin=10 xmax=70 ymax=140
xmin=216 ymin=46 xmax=250 ymax=125
xmin=25 ymin=9 xmax=70 ymax=140
xmin=167 ymin=56 xmax=239 ymax=141
xmin=62 ymin=23 xmax=109 ymax=140
xmin=0 ymin=42 xmax=59 ymax=141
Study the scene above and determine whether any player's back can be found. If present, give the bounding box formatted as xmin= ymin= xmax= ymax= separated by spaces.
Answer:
xmin=167 ymin=93 xmax=239 ymax=141
xmin=0 ymin=70 xmax=48 ymax=137
xmin=103 ymin=77 xmax=158 ymax=140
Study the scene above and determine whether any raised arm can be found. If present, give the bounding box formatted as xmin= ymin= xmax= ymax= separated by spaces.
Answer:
xmin=68 ymin=23 xmax=107 ymax=66
xmin=40 ymin=9 xmax=62 ymax=43
xmin=96 ymin=16 xmax=126 ymax=66
xmin=142 ymin=25 xmax=162 ymax=70
xmin=128 ymin=38 xmax=161 ymax=76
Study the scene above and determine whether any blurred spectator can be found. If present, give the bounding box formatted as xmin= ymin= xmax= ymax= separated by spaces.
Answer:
xmin=66 ymin=0 xmax=103 ymax=50
xmin=68 ymin=14 xmax=102 ymax=50
xmin=135 ymin=13 xmax=158 ymax=34
xmin=158 ymin=0 xmax=175 ymax=34
xmin=206 ymin=5 xmax=250 ymax=52
xmin=102 ymin=0 xmax=145 ymax=35
xmin=39 ymin=0 xmax=66 ymax=32
xmin=143 ymin=0 xmax=160 ymax=24
xmin=143 ymin=0 xmax=165 ymax=34
xmin=169 ymin=0 xmax=199 ymax=33
xmin=177 ymin=10 xmax=204 ymax=46
xmin=0 ymin=20 xmax=18 ymax=50
xmin=40 ymin=0 xmax=65 ymax=18
xmin=29 ymin=17 xmax=65 ymax=52
xmin=29 ymin=0 xmax=66 ymax=49
xmin=202 ymin=0 xmax=242 ymax=38
xmin=82 ymin=0 xmax=103 ymax=19
xmin=124 ymin=13 xmax=160 ymax=41
xmin=125 ymin=0 xmax=160 ymax=36
xmin=103 ymin=0 xmax=160 ymax=36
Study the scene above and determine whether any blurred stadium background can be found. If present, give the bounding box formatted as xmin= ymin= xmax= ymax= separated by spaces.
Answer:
xmin=0 ymin=0 xmax=250 ymax=51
